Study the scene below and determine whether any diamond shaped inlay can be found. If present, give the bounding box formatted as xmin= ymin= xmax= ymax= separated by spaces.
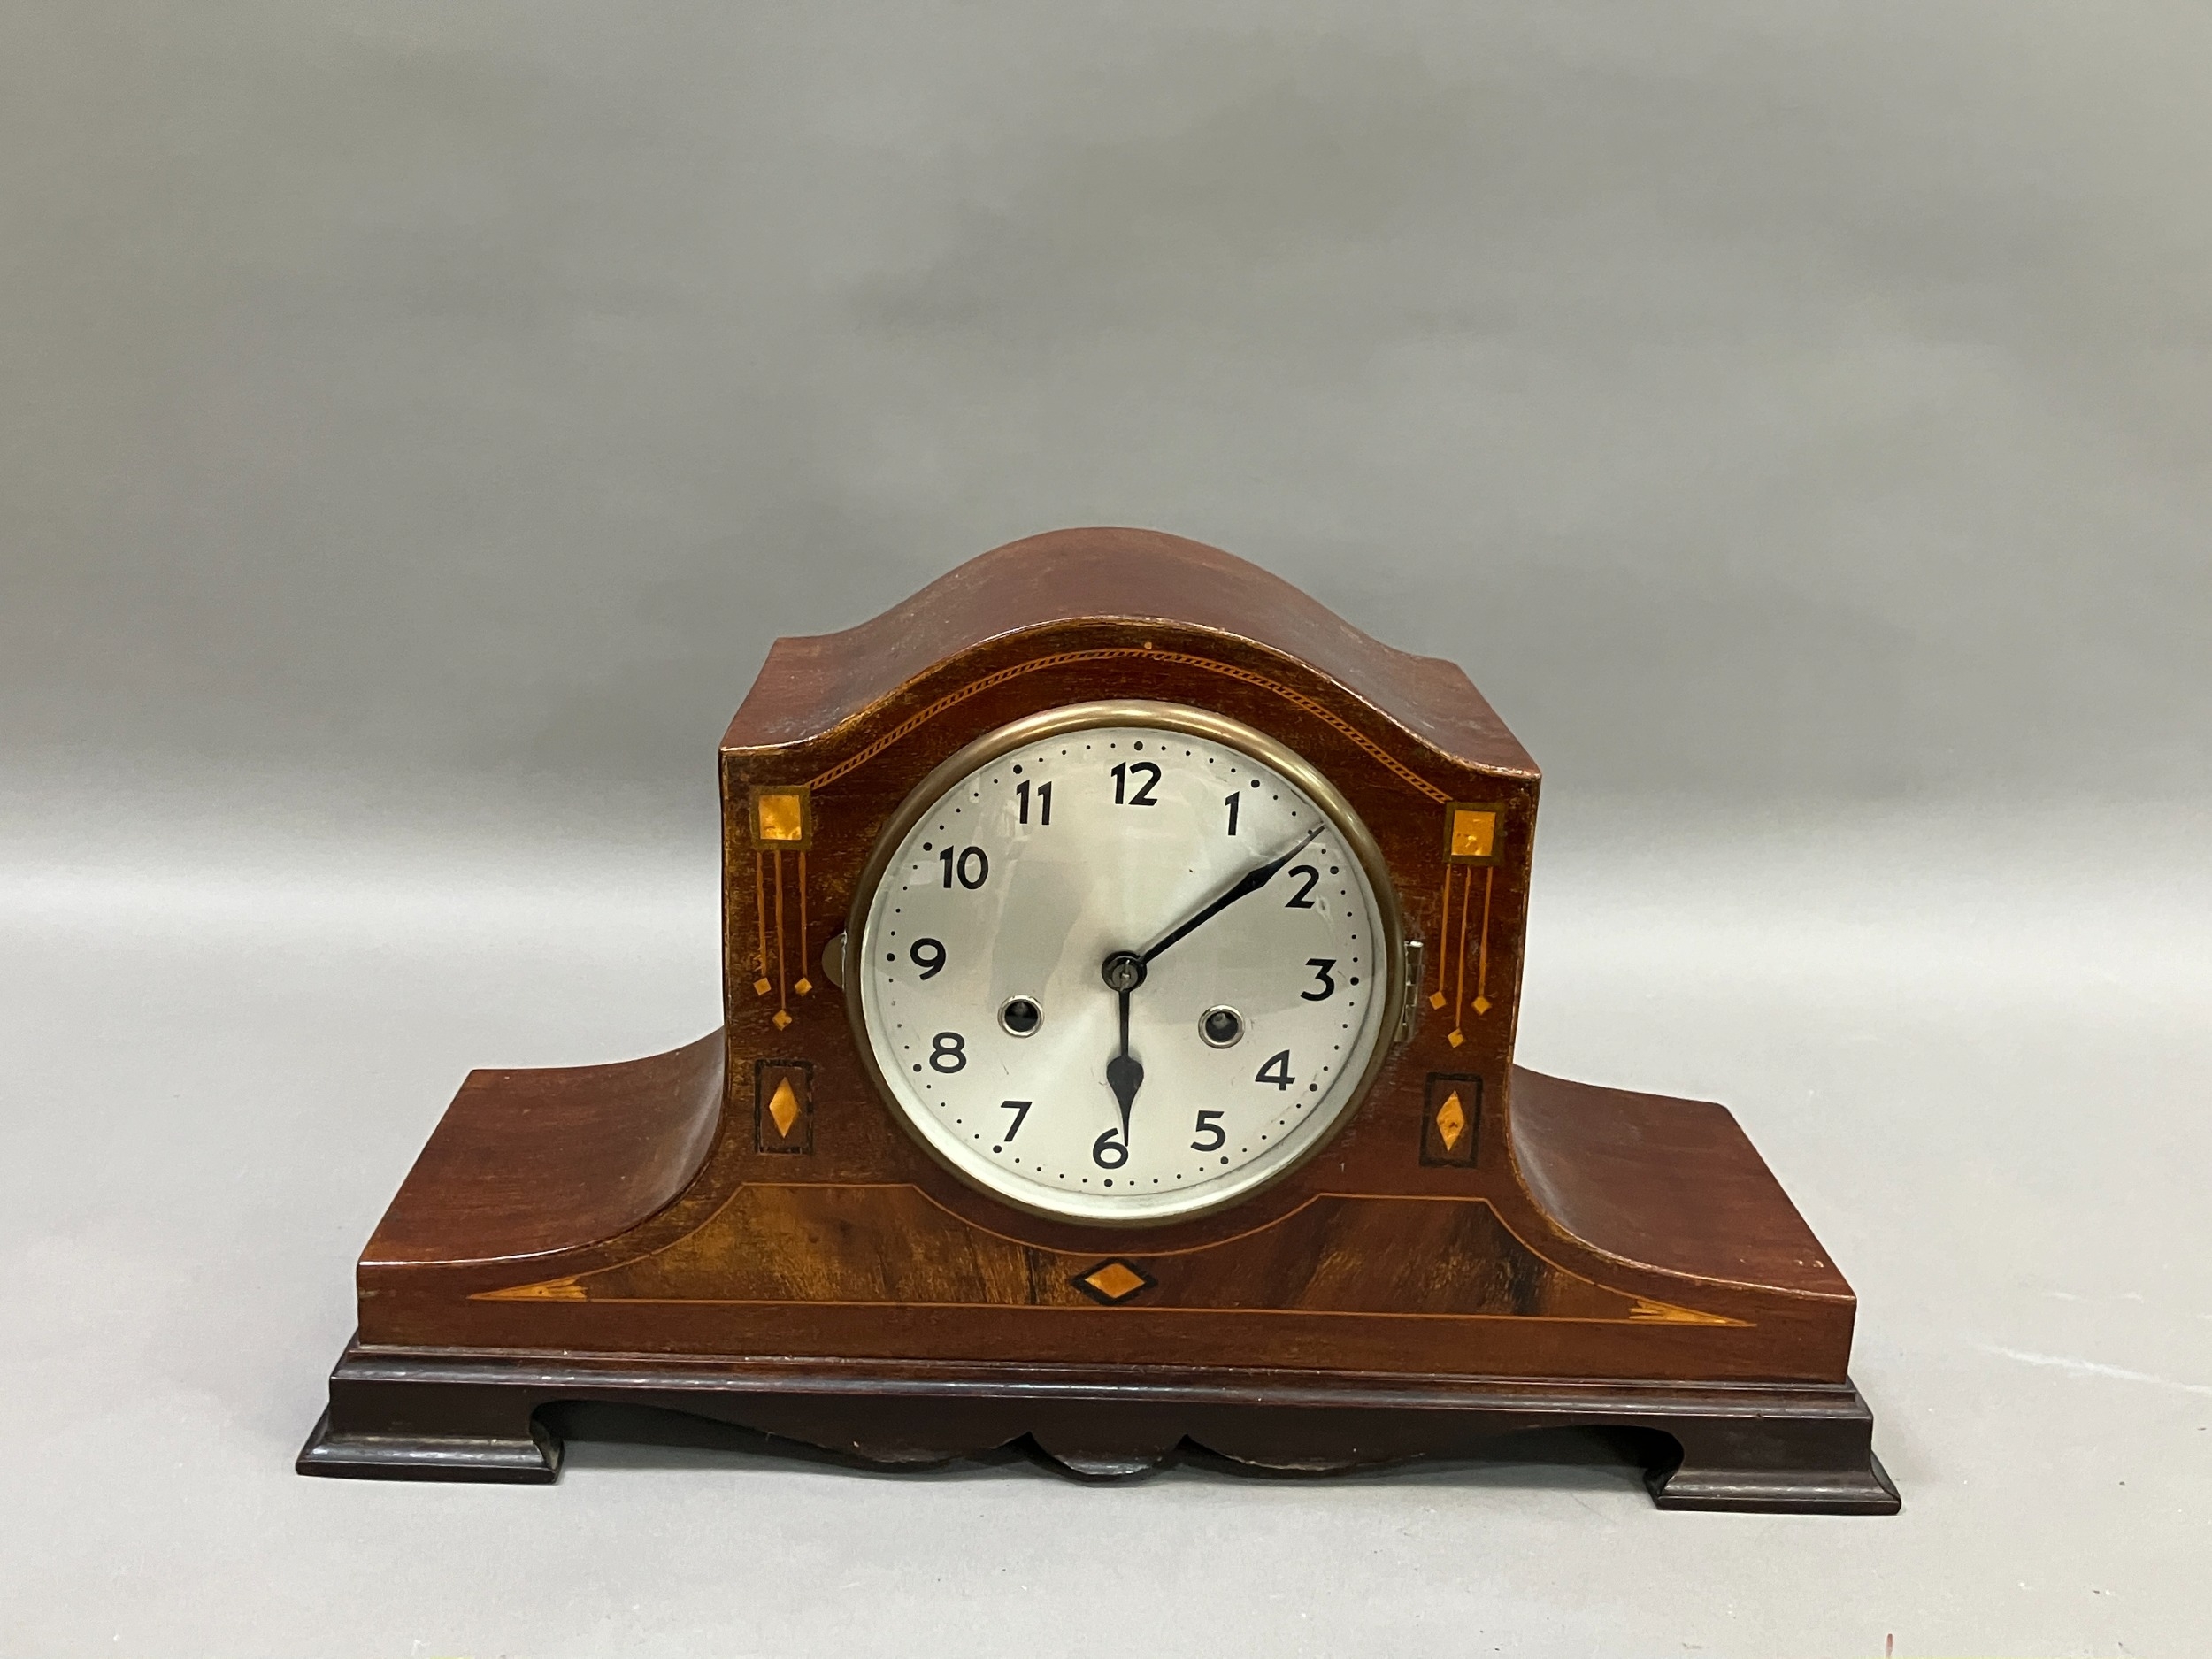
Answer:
xmin=1434 ymin=1089 xmax=1468 ymax=1152
xmin=764 ymin=1077 xmax=802 ymax=1138
xmin=771 ymin=1009 xmax=793 ymax=1031
xmin=1074 ymin=1260 xmax=1154 ymax=1304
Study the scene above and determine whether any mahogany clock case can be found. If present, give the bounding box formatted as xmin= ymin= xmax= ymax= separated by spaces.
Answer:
xmin=298 ymin=526 xmax=1897 ymax=1514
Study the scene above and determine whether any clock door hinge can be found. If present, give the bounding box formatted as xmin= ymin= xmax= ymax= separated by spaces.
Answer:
xmin=1394 ymin=939 xmax=1425 ymax=1046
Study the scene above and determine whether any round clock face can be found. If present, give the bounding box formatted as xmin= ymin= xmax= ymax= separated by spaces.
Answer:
xmin=853 ymin=703 xmax=1400 ymax=1225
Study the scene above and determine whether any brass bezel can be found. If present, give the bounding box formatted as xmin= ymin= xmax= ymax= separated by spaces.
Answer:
xmin=845 ymin=699 xmax=1408 ymax=1229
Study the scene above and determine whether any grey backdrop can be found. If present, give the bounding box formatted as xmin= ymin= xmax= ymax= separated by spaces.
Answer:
xmin=4 ymin=4 xmax=2208 ymax=1656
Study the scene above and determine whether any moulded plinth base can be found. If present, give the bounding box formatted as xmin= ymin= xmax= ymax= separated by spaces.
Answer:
xmin=297 ymin=1339 xmax=1898 ymax=1514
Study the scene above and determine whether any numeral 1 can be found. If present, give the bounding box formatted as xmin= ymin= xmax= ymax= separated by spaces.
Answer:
xmin=1224 ymin=790 xmax=1240 ymax=836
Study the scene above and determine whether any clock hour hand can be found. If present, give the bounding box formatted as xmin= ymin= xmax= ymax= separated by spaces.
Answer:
xmin=1101 ymin=951 xmax=1145 ymax=1139
xmin=1140 ymin=823 xmax=1324 ymax=968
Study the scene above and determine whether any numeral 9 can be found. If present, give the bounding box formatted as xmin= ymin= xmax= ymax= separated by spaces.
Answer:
xmin=910 ymin=938 xmax=947 ymax=979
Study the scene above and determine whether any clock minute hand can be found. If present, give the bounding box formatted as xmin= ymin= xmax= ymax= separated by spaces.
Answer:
xmin=1140 ymin=823 xmax=1325 ymax=968
xmin=1099 ymin=824 xmax=1320 ymax=1147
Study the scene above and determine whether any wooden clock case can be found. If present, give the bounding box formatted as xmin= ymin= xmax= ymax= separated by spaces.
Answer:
xmin=299 ymin=527 xmax=1897 ymax=1513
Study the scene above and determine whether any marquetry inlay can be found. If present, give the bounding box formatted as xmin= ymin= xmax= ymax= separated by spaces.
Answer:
xmin=1422 ymin=1073 xmax=1483 ymax=1167
xmin=1435 ymin=1089 xmax=1469 ymax=1152
xmin=1074 ymin=1261 xmax=1155 ymax=1304
xmin=1432 ymin=802 xmax=1506 ymax=1046
xmin=755 ymin=1059 xmax=813 ymax=1154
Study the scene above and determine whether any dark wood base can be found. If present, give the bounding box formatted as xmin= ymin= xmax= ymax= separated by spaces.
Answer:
xmin=297 ymin=1339 xmax=1898 ymax=1513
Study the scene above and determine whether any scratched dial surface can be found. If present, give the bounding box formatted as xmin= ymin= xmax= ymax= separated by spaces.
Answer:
xmin=856 ymin=710 xmax=1394 ymax=1224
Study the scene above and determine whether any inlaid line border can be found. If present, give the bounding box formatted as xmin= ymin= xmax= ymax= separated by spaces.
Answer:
xmin=803 ymin=647 xmax=1453 ymax=803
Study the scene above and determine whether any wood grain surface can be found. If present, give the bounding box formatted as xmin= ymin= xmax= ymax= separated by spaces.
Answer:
xmin=307 ymin=527 xmax=1888 ymax=1508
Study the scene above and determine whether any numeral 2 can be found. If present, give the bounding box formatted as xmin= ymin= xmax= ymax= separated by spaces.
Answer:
xmin=1284 ymin=864 xmax=1320 ymax=908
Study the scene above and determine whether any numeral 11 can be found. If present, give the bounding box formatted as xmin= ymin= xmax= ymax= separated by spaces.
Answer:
xmin=1018 ymin=779 xmax=1051 ymax=825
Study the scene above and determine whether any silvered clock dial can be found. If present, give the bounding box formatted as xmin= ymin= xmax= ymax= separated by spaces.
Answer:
xmin=851 ymin=701 xmax=1402 ymax=1224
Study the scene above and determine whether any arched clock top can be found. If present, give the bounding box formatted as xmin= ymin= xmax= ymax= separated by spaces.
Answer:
xmin=721 ymin=526 xmax=1537 ymax=782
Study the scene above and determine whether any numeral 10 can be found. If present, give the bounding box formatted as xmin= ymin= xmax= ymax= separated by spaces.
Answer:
xmin=938 ymin=846 xmax=988 ymax=889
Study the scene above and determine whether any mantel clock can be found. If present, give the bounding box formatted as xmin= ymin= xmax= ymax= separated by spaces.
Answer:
xmin=300 ymin=527 xmax=1897 ymax=1512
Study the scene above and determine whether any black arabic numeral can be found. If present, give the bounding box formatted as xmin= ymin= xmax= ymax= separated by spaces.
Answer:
xmin=940 ymin=845 xmax=989 ymax=889
xmin=909 ymin=938 xmax=946 ymax=979
xmin=1092 ymin=1126 xmax=1128 ymax=1168
xmin=1301 ymin=957 xmax=1336 ymax=1001
xmin=1017 ymin=780 xmax=1052 ymax=826
xmin=1284 ymin=864 xmax=1320 ymax=908
xmin=1224 ymin=791 xmax=1240 ymax=836
xmin=1255 ymin=1049 xmax=1295 ymax=1091
xmin=929 ymin=1032 xmax=967 ymax=1073
xmin=1190 ymin=1110 xmax=1226 ymax=1152
xmin=999 ymin=1099 xmax=1033 ymax=1140
xmin=1110 ymin=760 xmax=1160 ymax=807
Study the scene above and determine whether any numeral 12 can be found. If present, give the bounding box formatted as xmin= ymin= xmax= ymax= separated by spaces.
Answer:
xmin=1110 ymin=761 xmax=1160 ymax=806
